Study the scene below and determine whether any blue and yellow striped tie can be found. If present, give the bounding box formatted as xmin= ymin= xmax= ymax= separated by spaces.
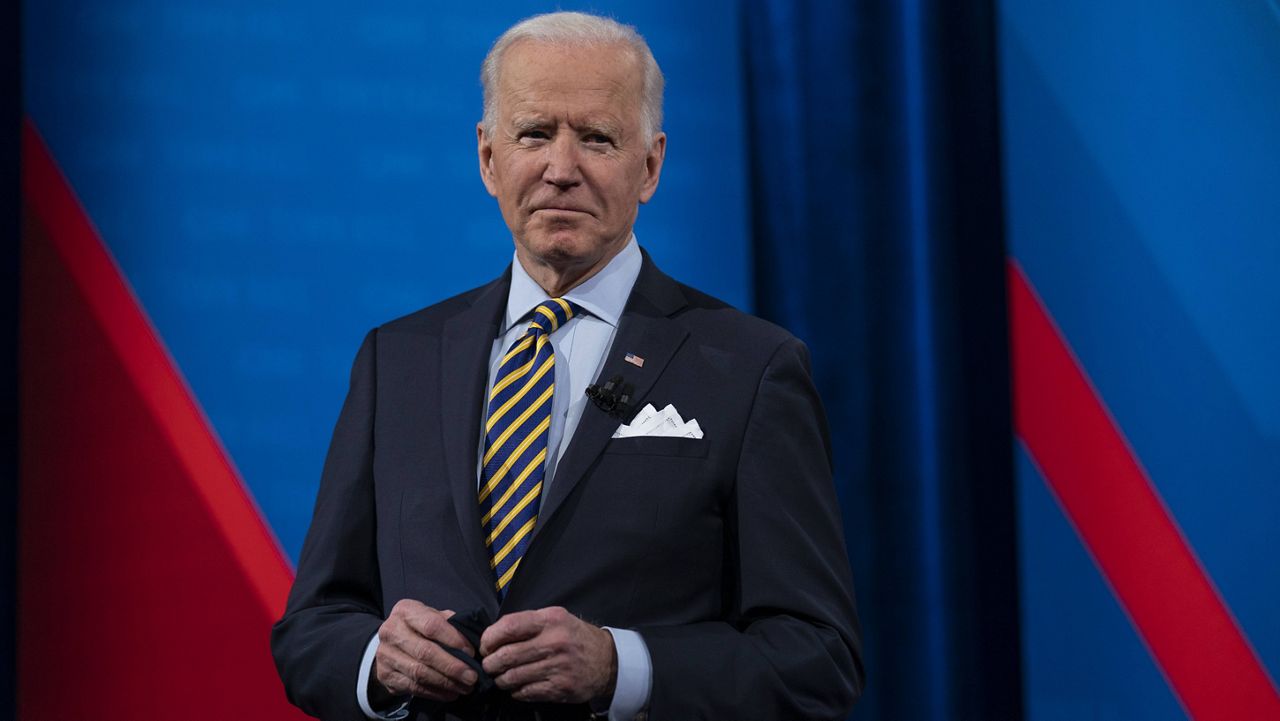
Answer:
xmin=479 ymin=297 xmax=579 ymax=597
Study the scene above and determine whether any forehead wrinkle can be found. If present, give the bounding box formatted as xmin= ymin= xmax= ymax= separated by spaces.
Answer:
xmin=496 ymin=47 xmax=642 ymax=100
xmin=501 ymin=82 xmax=632 ymax=113
xmin=499 ymin=39 xmax=642 ymax=88
xmin=496 ymin=51 xmax=634 ymax=97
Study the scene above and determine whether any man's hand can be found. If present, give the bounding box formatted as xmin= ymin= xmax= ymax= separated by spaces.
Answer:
xmin=373 ymin=600 xmax=478 ymax=703
xmin=480 ymin=606 xmax=617 ymax=704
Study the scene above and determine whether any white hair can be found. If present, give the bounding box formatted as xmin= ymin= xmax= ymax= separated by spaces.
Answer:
xmin=480 ymin=11 xmax=665 ymax=145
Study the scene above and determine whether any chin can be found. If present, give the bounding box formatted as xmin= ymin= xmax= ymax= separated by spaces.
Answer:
xmin=521 ymin=232 xmax=606 ymax=267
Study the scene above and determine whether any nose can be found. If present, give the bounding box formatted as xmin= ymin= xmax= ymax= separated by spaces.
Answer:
xmin=542 ymin=134 xmax=582 ymax=188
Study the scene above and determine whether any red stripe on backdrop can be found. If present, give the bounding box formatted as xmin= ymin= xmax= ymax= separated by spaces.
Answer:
xmin=1007 ymin=258 xmax=1280 ymax=720
xmin=21 ymin=119 xmax=294 ymax=617
xmin=20 ymin=117 xmax=310 ymax=719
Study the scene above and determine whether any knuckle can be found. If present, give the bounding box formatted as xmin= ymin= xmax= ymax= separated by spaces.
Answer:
xmin=408 ymin=661 xmax=430 ymax=683
xmin=546 ymin=633 xmax=568 ymax=654
xmin=437 ymin=654 xmax=459 ymax=677
xmin=421 ymin=613 xmax=443 ymax=635
xmin=411 ymin=680 xmax=439 ymax=700
xmin=543 ymin=683 xmax=559 ymax=701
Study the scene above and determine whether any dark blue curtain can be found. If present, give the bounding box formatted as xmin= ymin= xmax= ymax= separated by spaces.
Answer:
xmin=742 ymin=2 xmax=1021 ymax=719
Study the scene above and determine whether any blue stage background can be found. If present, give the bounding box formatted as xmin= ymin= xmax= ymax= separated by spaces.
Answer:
xmin=1000 ymin=1 xmax=1280 ymax=718
xmin=23 ymin=0 xmax=752 ymax=564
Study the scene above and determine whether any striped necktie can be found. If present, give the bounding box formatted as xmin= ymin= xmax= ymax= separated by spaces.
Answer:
xmin=478 ymin=297 xmax=580 ymax=597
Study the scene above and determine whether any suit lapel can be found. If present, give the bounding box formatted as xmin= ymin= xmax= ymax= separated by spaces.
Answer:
xmin=533 ymin=256 xmax=690 ymax=537
xmin=440 ymin=271 xmax=509 ymax=588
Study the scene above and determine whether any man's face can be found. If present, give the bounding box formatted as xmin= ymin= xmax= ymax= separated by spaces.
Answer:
xmin=478 ymin=40 xmax=666 ymax=278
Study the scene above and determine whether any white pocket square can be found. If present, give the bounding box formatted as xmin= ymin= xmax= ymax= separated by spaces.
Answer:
xmin=612 ymin=403 xmax=704 ymax=439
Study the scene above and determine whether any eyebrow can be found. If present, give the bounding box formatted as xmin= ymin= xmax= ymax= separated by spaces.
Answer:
xmin=578 ymin=120 xmax=621 ymax=138
xmin=509 ymin=116 xmax=622 ymax=138
xmin=511 ymin=117 xmax=547 ymax=133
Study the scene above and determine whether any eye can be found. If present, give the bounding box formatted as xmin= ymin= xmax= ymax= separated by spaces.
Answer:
xmin=583 ymin=132 xmax=614 ymax=146
xmin=518 ymin=129 xmax=551 ymax=143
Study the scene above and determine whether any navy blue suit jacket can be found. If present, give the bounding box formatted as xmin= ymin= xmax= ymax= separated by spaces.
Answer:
xmin=271 ymin=252 xmax=864 ymax=720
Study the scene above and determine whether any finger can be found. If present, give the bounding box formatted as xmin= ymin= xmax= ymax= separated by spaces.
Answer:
xmin=504 ymin=671 xmax=581 ymax=705
xmin=482 ymin=636 xmax=554 ymax=676
xmin=402 ymin=606 xmax=474 ymax=655
xmin=491 ymin=655 xmax=558 ymax=692
xmin=480 ymin=610 xmax=545 ymax=656
xmin=511 ymin=681 xmax=567 ymax=704
xmin=374 ymin=660 xmax=414 ymax=698
xmin=483 ymin=607 xmax=590 ymax=673
xmin=411 ymin=639 xmax=479 ymax=690
xmin=378 ymin=613 xmax=420 ymax=653
xmin=387 ymin=600 xmax=473 ymax=654
xmin=387 ymin=598 xmax=430 ymax=623
xmin=380 ymin=614 xmax=448 ymax=660
xmin=379 ymin=643 xmax=474 ymax=698
xmin=382 ymin=667 xmax=465 ymax=703
xmin=380 ymin=617 xmax=478 ymax=689
xmin=379 ymin=643 xmax=464 ymax=693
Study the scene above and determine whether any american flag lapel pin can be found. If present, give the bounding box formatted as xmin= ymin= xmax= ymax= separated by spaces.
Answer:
xmin=624 ymin=352 xmax=645 ymax=368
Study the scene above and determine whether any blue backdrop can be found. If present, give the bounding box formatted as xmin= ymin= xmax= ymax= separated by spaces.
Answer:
xmin=23 ymin=0 xmax=752 ymax=564
xmin=1000 ymin=1 xmax=1280 ymax=718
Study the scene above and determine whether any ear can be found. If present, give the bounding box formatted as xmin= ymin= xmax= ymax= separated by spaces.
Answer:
xmin=477 ymin=123 xmax=498 ymax=197
xmin=638 ymin=132 xmax=667 ymax=204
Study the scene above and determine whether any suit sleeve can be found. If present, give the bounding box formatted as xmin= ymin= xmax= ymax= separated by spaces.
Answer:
xmin=271 ymin=329 xmax=386 ymax=720
xmin=639 ymin=338 xmax=865 ymax=720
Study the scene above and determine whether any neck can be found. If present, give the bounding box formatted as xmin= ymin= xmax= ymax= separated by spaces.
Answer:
xmin=516 ymin=240 xmax=629 ymax=297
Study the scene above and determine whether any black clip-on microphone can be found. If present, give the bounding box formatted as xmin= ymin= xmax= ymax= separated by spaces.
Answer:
xmin=585 ymin=374 xmax=633 ymax=419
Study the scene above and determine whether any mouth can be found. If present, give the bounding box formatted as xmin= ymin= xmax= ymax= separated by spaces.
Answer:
xmin=532 ymin=205 xmax=591 ymax=216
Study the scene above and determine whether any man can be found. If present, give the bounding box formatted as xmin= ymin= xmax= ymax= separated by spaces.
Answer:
xmin=272 ymin=12 xmax=863 ymax=721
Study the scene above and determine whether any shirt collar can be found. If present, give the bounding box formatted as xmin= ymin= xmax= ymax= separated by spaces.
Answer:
xmin=503 ymin=234 xmax=642 ymax=334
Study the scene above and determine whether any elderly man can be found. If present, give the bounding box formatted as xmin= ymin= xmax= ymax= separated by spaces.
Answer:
xmin=272 ymin=11 xmax=863 ymax=721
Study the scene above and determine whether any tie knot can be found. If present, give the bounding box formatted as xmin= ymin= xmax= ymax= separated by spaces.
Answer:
xmin=527 ymin=298 xmax=580 ymax=335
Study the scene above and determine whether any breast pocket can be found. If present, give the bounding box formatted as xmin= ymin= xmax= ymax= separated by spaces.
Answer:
xmin=603 ymin=436 xmax=709 ymax=458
